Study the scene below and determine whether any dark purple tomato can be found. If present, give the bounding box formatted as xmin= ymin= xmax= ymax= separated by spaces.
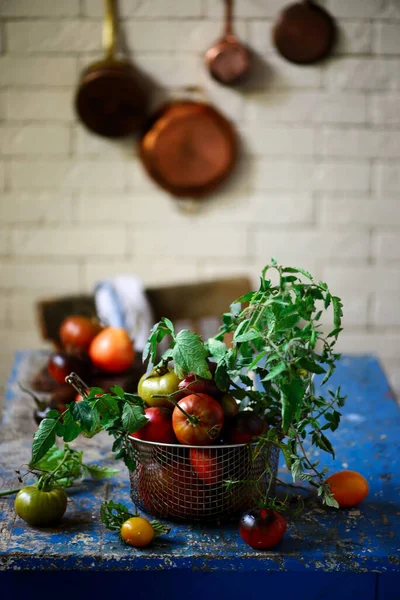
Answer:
xmin=225 ymin=411 xmax=268 ymax=444
xmin=239 ymin=508 xmax=287 ymax=550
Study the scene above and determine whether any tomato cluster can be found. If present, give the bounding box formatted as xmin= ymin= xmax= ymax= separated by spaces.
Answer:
xmin=46 ymin=316 xmax=135 ymax=414
xmin=131 ymin=368 xmax=269 ymax=506
xmin=134 ymin=368 xmax=268 ymax=448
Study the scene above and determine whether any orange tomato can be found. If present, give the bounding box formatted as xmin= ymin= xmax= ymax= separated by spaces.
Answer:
xmin=89 ymin=327 xmax=135 ymax=373
xmin=120 ymin=517 xmax=154 ymax=548
xmin=326 ymin=470 xmax=369 ymax=508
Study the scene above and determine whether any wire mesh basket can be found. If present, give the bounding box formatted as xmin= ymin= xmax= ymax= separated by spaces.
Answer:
xmin=128 ymin=436 xmax=280 ymax=522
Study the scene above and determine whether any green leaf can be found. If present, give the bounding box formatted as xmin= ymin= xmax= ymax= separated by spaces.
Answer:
xmin=283 ymin=267 xmax=313 ymax=280
xmin=110 ymin=385 xmax=124 ymax=397
xmin=275 ymin=314 xmax=300 ymax=331
xmin=261 ymin=361 xmax=287 ymax=381
xmin=87 ymin=387 xmax=104 ymax=399
xmin=332 ymin=296 xmax=343 ymax=330
xmin=215 ymin=362 xmax=230 ymax=391
xmin=248 ymin=351 xmax=268 ymax=370
xmin=31 ymin=417 xmax=59 ymax=464
xmin=121 ymin=403 xmax=148 ymax=433
xmin=235 ymin=291 xmax=255 ymax=303
xmin=297 ymin=358 xmax=326 ymax=374
xmin=70 ymin=400 xmax=95 ymax=432
xmin=206 ymin=338 xmax=227 ymax=363
xmin=327 ymin=327 xmax=343 ymax=338
xmin=31 ymin=445 xmax=64 ymax=470
xmin=234 ymin=329 xmax=262 ymax=343
xmin=173 ymin=329 xmax=211 ymax=379
xmin=321 ymin=364 xmax=335 ymax=385
xmin=84 ymin=464 xmax=119 ymax=480
xmin=161 ymin=317 xmax=175 ymax=335
xmin=143 ymin=318 xmax=175 ymax=364
xmin=281 ymin=379 xmax=306 ymax=433
xmin=313 ymin=432 xmax=335 ymax=457
xmin=62 ymin=410 xmax=82 ymax=442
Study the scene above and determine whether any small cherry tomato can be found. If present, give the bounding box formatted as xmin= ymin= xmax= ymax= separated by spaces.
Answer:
xmin=172 ymin=393 xmax=224 ymax=445
xmin=131 ymin=407 xmax=176 ymax=443
xmin=326 ymin=470 xmax=369 ymax=508
xmin=239 ymin=508 xmax=287 ymax=550
xmin=60 ymin=315 xmax=102 ymax=353
xmin=89 ymin=327 xmax=135 ymax=373
xmin=15 ymin=485 xmax=68 ymax=527
xmin=138 ymin=369 xmax=181 ymax=409
xmin=120 ymin=517 xmax=154 ymax=548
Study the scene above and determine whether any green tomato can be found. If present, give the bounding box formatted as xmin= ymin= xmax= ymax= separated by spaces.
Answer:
xmin=138 ymin=369 xmax=181 ymax=408
xmin=14 ymin=485 xmax=68 ymax=527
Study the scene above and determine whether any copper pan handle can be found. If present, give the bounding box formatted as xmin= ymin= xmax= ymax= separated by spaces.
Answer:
xmin=103 ymin=0 xmax=117 ymax=61
xmin=224 ymin=0 xmax=234 ymax=37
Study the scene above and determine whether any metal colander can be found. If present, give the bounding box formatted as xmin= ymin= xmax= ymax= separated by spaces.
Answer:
xmin=128 ymin=436 xmax=280 ymax=522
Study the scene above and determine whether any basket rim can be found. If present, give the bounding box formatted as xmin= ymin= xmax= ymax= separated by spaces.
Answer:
xmin=127 ymin=434 xmax=254 ymax=450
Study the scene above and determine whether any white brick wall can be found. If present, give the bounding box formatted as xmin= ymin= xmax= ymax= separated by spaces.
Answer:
xmin=0 ymin=0 xmax=399 ymax=401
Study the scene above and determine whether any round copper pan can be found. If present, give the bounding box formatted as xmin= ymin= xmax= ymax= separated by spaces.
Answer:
xmin=75 ymin=0 xmax=147 ymax=138
xmin=205 ymin=0 xmax=251 ymax=86
xmin=273 ymin=0 xmax=336 ymax=65
xmin=139 ymin=101 xmax=237 ymax=198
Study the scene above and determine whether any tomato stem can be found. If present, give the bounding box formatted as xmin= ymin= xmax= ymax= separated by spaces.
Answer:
xmin=151 ymin=394 xmax=200 ymax=425
xmin=37 ymin=448 xmax=72 ymax=491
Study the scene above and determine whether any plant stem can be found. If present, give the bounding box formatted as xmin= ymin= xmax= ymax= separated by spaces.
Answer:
xmin=37 ymin=449 xmax=71 ymax=491
xmin=0 ymin=487 xmax=23 ymax=497
xmin=151 ymin=394 xmax=199 ymax=425
xmin=296 ymin=435 xmax=323 ymax=486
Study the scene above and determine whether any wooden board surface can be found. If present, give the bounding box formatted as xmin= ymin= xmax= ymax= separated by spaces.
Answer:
xmin=0 ymin=351 xmax=399 ymax=579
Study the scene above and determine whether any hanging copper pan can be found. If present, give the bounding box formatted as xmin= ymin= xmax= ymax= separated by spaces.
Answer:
xmin=75 ymin=0 xmax=147 ymax=138
xmin=139 ymin=98 xmax=237 ymax=198
xmin=273 ymin=0 xmax=336 ymax=65
xmin=205 ymin=0 xmax=251 ymax=86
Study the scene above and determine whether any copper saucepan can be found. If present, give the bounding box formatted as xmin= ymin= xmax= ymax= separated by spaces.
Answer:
xmin=139 ymin=96 xmax=237 ymax=199
xmin=75 ymin=0 xmax=147 ymax=138
xmin=205 ymin=0 xmax=251 ymax=86
xmin=273 ymin=0 xmax=336 ymax=64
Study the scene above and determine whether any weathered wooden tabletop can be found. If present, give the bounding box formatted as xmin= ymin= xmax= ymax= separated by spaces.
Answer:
xmin=0 ymin=351 xmax=399 ymax=599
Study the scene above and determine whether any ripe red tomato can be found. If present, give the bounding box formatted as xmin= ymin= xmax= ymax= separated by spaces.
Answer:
xmin=178 ymin=372 xmax=222 ymax=400
xmin=89 ymin=327 xmax=135 ymax=373
xmin=172 ymin=394 xmax=224 ymax=445
xmin=60 ymin=316 xmax=102 ymax=353
xmin=189 ymin=448 xmax=223 ymax=484
xmin=239 ymin=508 xmax=287 ymax=550
xmin=138 ymin=461 xmax=206 ymax=518
xmin=131 ymin=407 xmax=176 ymax=444
xmin=225 ymin=411 xmax=268 ymax=444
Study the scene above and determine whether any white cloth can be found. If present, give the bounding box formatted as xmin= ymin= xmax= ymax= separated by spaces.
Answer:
xmin=94 ymin=275 xmax=154 ymax=352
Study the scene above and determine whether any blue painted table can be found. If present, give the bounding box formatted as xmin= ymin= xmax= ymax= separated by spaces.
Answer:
xmin=0 ymin=351 xmax=399 ymax=600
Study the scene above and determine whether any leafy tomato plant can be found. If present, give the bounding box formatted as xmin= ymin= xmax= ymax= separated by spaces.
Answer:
xmin=29 ymin=260 xmax=346 ymax=509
